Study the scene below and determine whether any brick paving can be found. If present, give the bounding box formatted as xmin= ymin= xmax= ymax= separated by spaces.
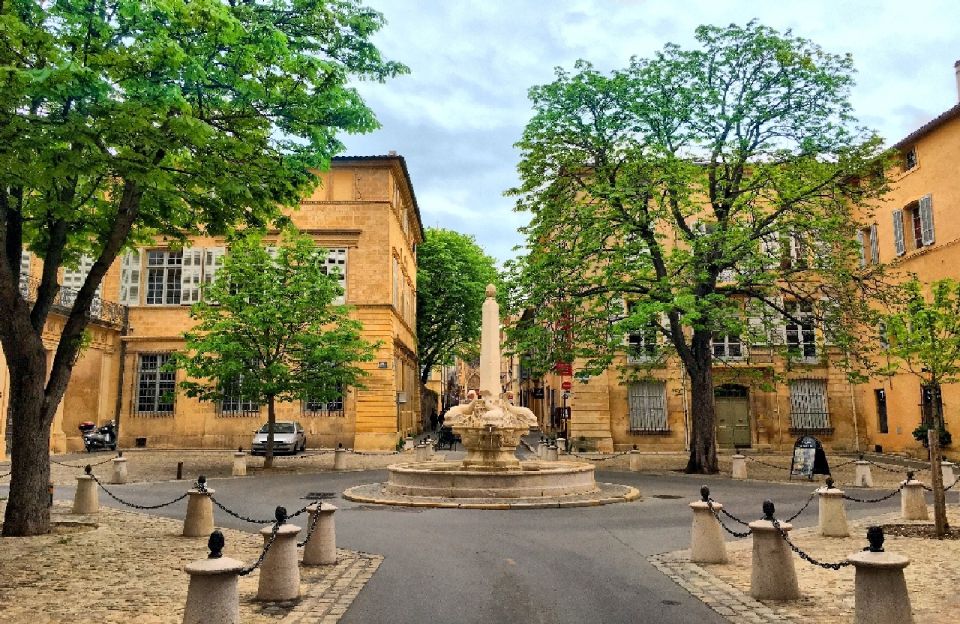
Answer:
xmin=651 ymin=507 xmax=960 ymax=623
xmin=0 ymin=500 xmax=382 ymax=623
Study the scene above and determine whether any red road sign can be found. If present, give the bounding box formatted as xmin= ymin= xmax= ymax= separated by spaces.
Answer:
xmin=561 ymin=381 xmax=572 ymax=390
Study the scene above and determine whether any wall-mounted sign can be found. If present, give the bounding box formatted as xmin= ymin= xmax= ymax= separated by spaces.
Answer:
xmin=561 ymin=381 xmax=572 ymax=390
xmin=554 ymin=362 xmax=572 ymax=375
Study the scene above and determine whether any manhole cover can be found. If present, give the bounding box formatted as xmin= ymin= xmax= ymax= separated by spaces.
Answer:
xmin=303 ymin=492 xmax=336 ymax=500
xmin=661 ymin=600 xmax=680 ymax=606
xmin=651 ymin=494 xmax=683 ymax=500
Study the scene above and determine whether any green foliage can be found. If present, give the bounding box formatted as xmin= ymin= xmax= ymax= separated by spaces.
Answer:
xmin=415 ymin=228 xmax=500 ymax=383
xmin=883 ymin=279 xmax=960 ymax=385
xmin=505 ymin=21 xmax=892 ymax=471
xmin=174 ymin=230 xmax=376 ymax=413
xmin=912 ymin=424 xmax=952 ymax=448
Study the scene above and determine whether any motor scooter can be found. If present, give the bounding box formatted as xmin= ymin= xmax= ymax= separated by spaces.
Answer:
xmin=79 ymin=421 xmax=117 ymax=452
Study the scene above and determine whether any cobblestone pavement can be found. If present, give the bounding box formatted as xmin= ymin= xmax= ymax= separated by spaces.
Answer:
xmin=651 ymin=507 xmax=960 ymax=623
xmin=0 ymin=448 xmax=416 ymax=486
xmin=0 ymin=500 xmax=382 ymax=623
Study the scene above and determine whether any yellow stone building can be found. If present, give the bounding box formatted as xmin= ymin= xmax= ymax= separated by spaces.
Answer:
xmin=1 ymin=154 xmax=423 ymax=454
xmin=854 ymin=64 xmax=960 ymax=461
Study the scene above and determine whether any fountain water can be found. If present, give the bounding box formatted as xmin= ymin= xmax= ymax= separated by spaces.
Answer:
xmin=343 ymin=285 xmax=638 ymax=508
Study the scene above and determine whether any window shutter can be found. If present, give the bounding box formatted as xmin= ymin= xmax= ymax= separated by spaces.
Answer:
xmin=855 ymin=231 xmax=865 ymax=267
xmin=18 ymin=250 xmax=31 ymax=297
xmin=759 ymin=235 xmax=781 ymax=269
xmin=892 ymin=210 xmax=905 ymax=256
xmin=201 ymin=247 xmax=225 ymax=301
xmin=180 ymin=247 xmax=203 ymax=305
xmin=119 ymin=250 xmax=142 ymax=306
xmin=325 ymin=248 xmax=347 ymax=305
xmin=869 ymin=224 xmax=880 ymax=264
xmin=919 ymin=194 xmax=935 ymax=246
xmin=62 ymin=256 xmax=102 ymax=309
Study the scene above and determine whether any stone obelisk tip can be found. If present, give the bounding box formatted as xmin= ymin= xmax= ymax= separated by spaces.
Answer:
xmin=486 ymin=284 xmax=496 ymax=298
xmin=478 ymin=284 xmax=501 ymax=398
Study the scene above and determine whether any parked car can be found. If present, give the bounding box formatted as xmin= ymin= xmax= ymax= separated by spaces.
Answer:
xmin=251 ymin=421 xmax=306 ymax=455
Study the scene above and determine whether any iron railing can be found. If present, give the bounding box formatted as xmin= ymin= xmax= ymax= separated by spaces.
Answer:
xmin=20 ymin=276 xmax=125 ymax=327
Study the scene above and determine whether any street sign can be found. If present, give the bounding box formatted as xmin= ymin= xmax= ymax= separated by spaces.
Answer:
xmin=554 ymin=362 xmax=572 ymax=375
xmin=532 ymin=388 xmax=545 ymax=399
xmin=561 ymin=381 xmax=572 ymax=390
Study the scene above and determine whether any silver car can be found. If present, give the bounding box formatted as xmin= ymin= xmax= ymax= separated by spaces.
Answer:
xmin=251 ymin=421 xmax=306 ymax=455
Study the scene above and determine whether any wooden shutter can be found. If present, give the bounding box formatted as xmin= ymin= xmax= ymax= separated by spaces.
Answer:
xmin=869 ymin=224 xmax=880 ymax=264
xmin=789 ymin=379 xmax=830 ymax=429
xmin=18 ymin=250 xmax=31 ymax=297
xmin=855 ymin=231 xmax=865 ymax=267
xmin=62 ymin=256 xmax=102 ymax=309
xmin=628 ymin=381 xmax=667 ymax=431
xmin=919 ymin=194 xmax=935 ymax=246
xmin=201 ymin=247 xmax=225 ymax=302
xmin=325 ymin=248 xmax=347 ymax=305
xmin=892 ymin=210 xmax=905 ymax=256
xmin=180 ymin=247 xmax=203 ymax=305
xmin=119 ymin=250 xmax=142 ymax=306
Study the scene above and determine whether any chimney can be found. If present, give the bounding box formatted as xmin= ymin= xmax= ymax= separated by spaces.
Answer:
xmin=387 ymin=150 xmax=397 ymax=156
xmin=955 ymin=60 xmax=960 ymax=102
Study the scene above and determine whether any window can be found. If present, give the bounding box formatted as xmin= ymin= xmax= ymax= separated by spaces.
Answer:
xmin=781 ymin=234 xmax=808 ymax=270
xmin=18 ymin=250 xmax=31 ymax=298
xmin=712 ymin=334 xmax=743 ymax=359
xmin=789 ymin=379 xmax=830 ymax=430
xmin=785 ymin=301 xmax=816 ymax=360
xmin=625 ymin=302 xmax=659 ymax=362
xmin=136 ymin=353 xmax=175 ymax=415
xmin=119 ymin=250 xmax=142 ymax=305
xmin=61 ymin=255 xmax=103 ymax=315
xmin=321 ymin=248 xmax=347 ymax=305
xmin=145 ymin=250 xmax=183 ymax=304
xmin=875 ymin=389 xmax=888 ymax=434
xmin=303 ymin=385 xmax=344 ymax=416
xmin=857 ymin=224 xmax=880 ymax=267
xmin=894 ymin=195 xmax=934 ymax=256
xmin=219 ymin=373 xmax=259 ymax=416
xmin=903 ymin=146 xmax=917 ymax=172
xmin=627 ymin=381 xmax=668 ymax=432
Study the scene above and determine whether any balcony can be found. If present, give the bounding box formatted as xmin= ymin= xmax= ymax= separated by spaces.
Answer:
xmin=20 ymin=277 xmax=126 ymax=328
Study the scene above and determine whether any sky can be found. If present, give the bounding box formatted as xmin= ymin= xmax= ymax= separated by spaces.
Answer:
xmin=339 ymin=0 xmax=960 ymax=264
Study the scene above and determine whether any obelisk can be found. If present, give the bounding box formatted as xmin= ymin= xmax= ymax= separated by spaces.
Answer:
xmin=478 ymin=284 xmax=500 ymax=399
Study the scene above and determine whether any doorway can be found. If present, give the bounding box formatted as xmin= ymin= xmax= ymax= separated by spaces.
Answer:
xmin=715 ymin=384 xmax=751 ymax=448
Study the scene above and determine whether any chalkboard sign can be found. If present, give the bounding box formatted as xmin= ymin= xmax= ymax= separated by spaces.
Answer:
xmin=790 ymin=435 xmax=830 ymax=480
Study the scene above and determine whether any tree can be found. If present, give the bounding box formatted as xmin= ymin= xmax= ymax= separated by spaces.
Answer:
xmin=883 ymin=278 xmax=959 ymax=537
xmin=0 ymin=0 xmax=405 ymax=535
xmin=175 ymin=232 xmax=376 ymax=468
xmin=416 ymin=228 xmax=499 ymax=385
xmin=506 ymin=21 xmax=889 ymax=473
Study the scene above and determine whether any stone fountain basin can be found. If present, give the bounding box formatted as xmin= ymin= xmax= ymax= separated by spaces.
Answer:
xmin=382 ymin=460 xmax=598 ymax=498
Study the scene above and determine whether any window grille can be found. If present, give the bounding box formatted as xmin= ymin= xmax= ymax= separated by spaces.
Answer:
xmin=135 ymin=353 xmax=175 ymax=415
xmin=789 ymin=379 xmax=830 ymax=430
xmin=303 ymin=385 xmax=345 ymax=417
xmin=627 ymin=381 xmax=668 ymax=432
xmin=218 ymin=373 xmax=260 ymax=416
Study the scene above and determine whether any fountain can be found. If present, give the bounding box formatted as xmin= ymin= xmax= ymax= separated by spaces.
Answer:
xmin=343 ymin=285 xmax=638 ymax=508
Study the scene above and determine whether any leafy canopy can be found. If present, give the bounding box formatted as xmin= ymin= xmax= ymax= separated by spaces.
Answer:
xmin=416 ymin=227 xmax=499 ymax=383
xmin=883 ymin=279 xmax=960 ymax=386
xmin=175 ymin=231 xmax=377 ymax=406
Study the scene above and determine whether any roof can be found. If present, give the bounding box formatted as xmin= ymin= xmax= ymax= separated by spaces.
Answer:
xmin=893 ymin=101 xmax=960 ymax=150
xmin=332 ymin=155 xmax=425 ymax=241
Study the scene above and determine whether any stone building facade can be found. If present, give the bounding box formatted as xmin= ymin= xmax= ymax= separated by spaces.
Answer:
xmin=1 ymin=155 xmax=423 ymax=454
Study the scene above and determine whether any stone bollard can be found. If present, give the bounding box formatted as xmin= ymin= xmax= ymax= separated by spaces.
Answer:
xmin=257 ymin=507 xmax=301 ymax=601
xmin=900 ymin=474 xmax=929 ymax=521
xmin=556 ymin=437 xmax=567 ymax=453
xmin=536 ymin=442 xmax=545 ymax=459
xmin=232 ymin=449 xmax=247 ymax=477
xmin=427 ymin=438 xmax=436 ymax=457
xmin=302 ymin=503 xmax=338 ymax=566
xmin=629 ymin=449 xmax=642 ymax=472
xmin=731 ymin=454 xmax=747 ymax=480
xmin=403 ymin=436 xmax=414 ymax=451
xmin=111 ymin=456 xmax=128 ymax=485
xmin=333 ymin=445 xmax=347 ymax=471
xmin=749 ymin=501 xmax=800 ymax=600
xmin=818 ymin=479 xmax=849 ymax=537
xmin=854 ymin=460 xmax=874 ymax=488
xmin=183 ymin=476 xmax=215 ymax=538
xmin=183 ymin=530 xmax=244 ymax=624
xmin=846 ymin=527 xmax=914 ymax=624
xmin=941 ymin=461 xmax=956 ymax=488
xmin=546 ymin=445 xmax=559 ymax=462
xmin=415 ymin=443 xmax=430 ymax=462
xmin=72 ymin=467 xmax=99 ymax=515
xmin=689 ymin=486 xmax=727 ymax=564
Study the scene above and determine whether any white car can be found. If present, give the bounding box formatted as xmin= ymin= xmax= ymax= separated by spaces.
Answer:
xmin=251 ymin=421 xmax=306 ymax=455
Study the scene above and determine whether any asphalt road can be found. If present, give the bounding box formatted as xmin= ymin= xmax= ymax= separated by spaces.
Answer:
xmin=2 ymin=462 xmax=904 ymax=624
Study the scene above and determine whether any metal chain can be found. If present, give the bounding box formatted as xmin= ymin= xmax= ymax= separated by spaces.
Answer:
xmin=0 ymin=470 xmax=11 ymax=479
xmin=831 ymin=459 xmax=858 ymax=468
xmin=566 ymin=450 xmax=632 ymax=461
xmin=297 ymin=509 xmax=321 ymax=548
xmin=842 ymin=481 xmax=906 ymax=504
xmin=863 ymin=458 xmax=929 ymax=474
xmin=88 ymin=472 xmax=190 ymax=510
xmin=239 ymin=519 xmax=281 ymax=576
xmin=349 ymin=449 xmax=401 ymax=456
xmin=51 ymin=455 xmax=116 ymax=469
xmin=743 ymin=456 xmax=791 ymax=471
xmin=706 ymin=500 xmax=752 ymax=538
xmin=785 ymin=491 xmax=818 ymax=522
xmin=772 ymin=518 xmax=852 ymax=570
xmin=208 ymin=495 xmax=310 ymax=525
xmin=710 ymin=500 xmax=752 ymax=527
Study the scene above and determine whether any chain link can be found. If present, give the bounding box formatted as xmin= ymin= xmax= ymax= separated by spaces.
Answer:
xmin=0 ymin=470 xmax=11 ymax=479
xmin=51 ymin=454 xmax=117 ymax=469
xmin=566 ymin=450 xmax=632 ymax=461
xmin=88 ymin=472 xmax=190 ymax=509
xmin=784 ymin=491 xmax=818 ymax=522
xmin=239 ymin=519 xmax=281 ymax=576
xmin=742 ymin=456 xmax=792 ymax=471
xmin=862 ymin=458 xmax=929 ymax=474
xmin=842 ymin=481 xmax=906 ymax=504
xmin=297 ymin=508 xmax=322 ymax=548
xmin=208 ymin=494 xmax=310 ymax=525
xmin=706 ymin=499 xmax=752 ymax=538
xmin=771 ymin=518 xmax=852 ymax=570
xmin=710 ymin=500 xmax=752 ymax=527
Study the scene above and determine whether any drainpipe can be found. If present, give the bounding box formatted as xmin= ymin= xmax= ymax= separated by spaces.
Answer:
xmin=849 ymin=379 xmax=861 ymax=453
xmin=680 ymin=360 xmax=690 ymax=451
xmin=113 ymin=306 xmax=130 ymax=443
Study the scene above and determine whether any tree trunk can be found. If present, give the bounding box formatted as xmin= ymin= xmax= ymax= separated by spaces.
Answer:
xmin=1 ymin=339 xmax=54 ymax=536
xmin=928 ymin=382 xmax=948 ymax=537
xmin=685 ymin=333 xmax=719 ymax=474
xmin=264 ymin=395 xmax=276 ymax=469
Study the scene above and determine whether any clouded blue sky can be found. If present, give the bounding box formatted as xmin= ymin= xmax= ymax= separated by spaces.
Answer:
xmin=340 ymin=0 xmax=960 ymax=263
